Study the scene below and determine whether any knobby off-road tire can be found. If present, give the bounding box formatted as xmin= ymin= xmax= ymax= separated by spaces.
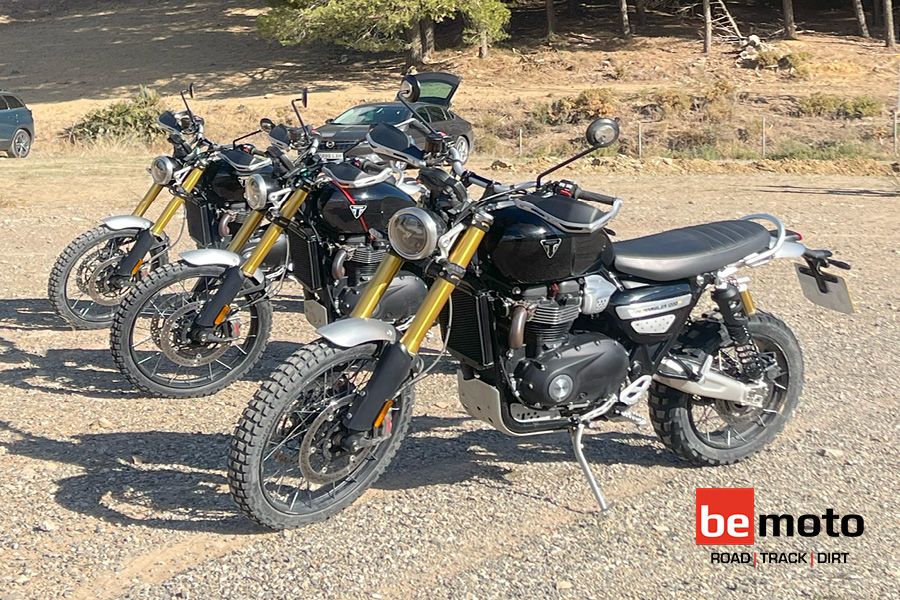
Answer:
xmin=229 ymin=340 xmax=414 ymax=530
xmin=49 ymin=225 xmax=160 ymax=329
xmin=110 ymin=262 xmax=272 ymax=398
xmin=649 ymin=311 xmax=804 ymax=466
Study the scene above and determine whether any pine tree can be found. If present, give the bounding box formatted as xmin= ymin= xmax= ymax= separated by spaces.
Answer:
xmin=783 ymin=0 xmax=797 ymax=39
xmin=257 ymin=0 xmax=509 ymax=63
xmin=851 ymin=0 xmax=870 ymax=37
xmin=885 ymin=0 xmax=896 ymax=47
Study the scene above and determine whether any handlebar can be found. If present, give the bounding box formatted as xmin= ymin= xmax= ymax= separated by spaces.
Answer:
xmin=574 ymin=188 xmax=618 ymax=207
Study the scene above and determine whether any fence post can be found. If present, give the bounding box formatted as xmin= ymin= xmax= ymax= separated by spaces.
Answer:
xmin=638 ymin=122 xmax=643 ymax=159
xmin=761 ymin=115 xmax=767 ymax=159
xmin=518 ymin=128 xmax=523 ymax=157
xmin=893 ymin=110 xmax=898 ymax=156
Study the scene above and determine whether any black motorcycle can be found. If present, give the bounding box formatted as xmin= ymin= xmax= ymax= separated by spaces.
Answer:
xmin=49 ymin=85 xmax=278 ymax=329
xmin=227 ymin=76 xmax=854 ymax=530
xmin=109 ymin=109 xmax=430 ymax=398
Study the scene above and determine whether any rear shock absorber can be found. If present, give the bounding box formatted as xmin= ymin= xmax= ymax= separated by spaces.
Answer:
xmin=711 ymin=283 xmax=763 ymax=379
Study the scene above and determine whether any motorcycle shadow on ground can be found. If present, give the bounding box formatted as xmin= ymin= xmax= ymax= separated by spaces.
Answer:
xmin=0 ymin=414 xmax=678 ymax=534
xmin=0 ymin=296 xmax=457 ymax=399
xmin=0 ymin=298 xmax=76 ymax=331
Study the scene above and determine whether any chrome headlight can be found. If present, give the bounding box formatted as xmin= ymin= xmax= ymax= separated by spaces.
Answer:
xmin=149 ymin=156 xmax=176 ymax=185
xmin=244 ymin=174 xmax=270 ymax=210
xmin=387 ymin=207 xmax=443 ymax=261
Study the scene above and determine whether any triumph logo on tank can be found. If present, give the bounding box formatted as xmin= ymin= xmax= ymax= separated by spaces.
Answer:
xmin=540 ymin=238 xmax=562 ymax=259
xmin=349 ymin=204 xmax=367 ymax=219
xmin=695 ymin=488 xmax=863 ymax=568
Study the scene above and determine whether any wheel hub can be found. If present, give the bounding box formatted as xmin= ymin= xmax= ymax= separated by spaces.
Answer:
xmin=157 ymin=302 xmax=236 ymax=367
xmin=83 ymin=254 xmax=129 ymax=306
xmin=299 ymin=397 xmax=371 ymax=485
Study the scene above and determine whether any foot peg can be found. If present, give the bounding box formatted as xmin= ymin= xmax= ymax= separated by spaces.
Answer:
xmin=607 ymin=410 xmax=647 ymax=428
xmin=569 ymin=422 xmax=609 ymax=512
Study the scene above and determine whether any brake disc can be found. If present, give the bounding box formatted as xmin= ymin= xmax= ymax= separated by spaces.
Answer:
xmin=84 ymin=254 xmax=130 ymax=306
xmin=299 ymin=396 xmax=372 ymax=485
xmin=157 ymin=302 xmax=235 ymax=367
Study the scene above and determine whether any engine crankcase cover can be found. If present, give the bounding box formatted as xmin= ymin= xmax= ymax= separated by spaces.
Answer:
xmin=516 ymin=332 xmax=628 ymax=409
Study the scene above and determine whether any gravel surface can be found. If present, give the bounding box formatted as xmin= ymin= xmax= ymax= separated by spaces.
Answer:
xmin=0 ymin=158 xmax=897 ymax=599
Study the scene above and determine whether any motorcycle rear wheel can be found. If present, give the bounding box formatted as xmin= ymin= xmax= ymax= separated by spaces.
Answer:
xmin=229 ymin=340 xmax=413 ymax=530
xmin=649 ymin=312 xmax=803 ymax=466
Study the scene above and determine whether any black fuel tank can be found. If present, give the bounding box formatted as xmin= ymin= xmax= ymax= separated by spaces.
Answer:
xmin=317 ymin=181 xmax=416 ymax=235
xmin=479 ymin=205 xmax=614 ymax=285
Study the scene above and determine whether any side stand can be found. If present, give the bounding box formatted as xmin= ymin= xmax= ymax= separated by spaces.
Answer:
xmin=569 ymin=421 xmax=609 ymax=512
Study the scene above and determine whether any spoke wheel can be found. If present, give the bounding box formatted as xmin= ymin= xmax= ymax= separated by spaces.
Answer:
xmin=110 ymin=262 xmax=272 ymax=397
xmin=649 ymin=312 xmax=804 ymax=466
xmin=49 ymin=226 xmax=164 ymax=329
xmin=229 ymin=340 xmax=414 ymax=530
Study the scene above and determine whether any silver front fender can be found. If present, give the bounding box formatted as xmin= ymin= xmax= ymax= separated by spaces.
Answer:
xmin=180 ymin=249 xmax=241 ymax=268
xmin=318 ymin=318 xmax=397 ymax=348
xmin=102 ymin=215 xmax=153 ymax=231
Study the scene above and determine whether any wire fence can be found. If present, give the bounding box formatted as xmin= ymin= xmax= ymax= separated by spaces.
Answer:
xmin=506 ymin=111 xmax=900 ymax=162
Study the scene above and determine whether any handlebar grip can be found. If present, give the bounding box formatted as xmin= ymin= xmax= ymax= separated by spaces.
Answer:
xmin=466 ymin=172 xmax=493 ymax=188
xmin=575 ymin=189 xmax=618 ymax=206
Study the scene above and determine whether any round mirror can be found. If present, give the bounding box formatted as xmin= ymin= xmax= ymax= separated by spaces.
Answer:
xmin=301 ymin=88 xmax=309 ymax=108
xmin=397 ymin=76 xmax=420 ymax=103
xmin=259 ymin=118 xmax=275 ymax=133
xmin=586 ymin=118 xmax=620 ymax=148
xmin=188 ymin=82 xmax=195 ymax=99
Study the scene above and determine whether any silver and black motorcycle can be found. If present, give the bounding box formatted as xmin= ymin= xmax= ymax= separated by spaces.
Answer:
xmin=109 ymin=108 xmax=430 ymax=398
xmin=227 ymin=76 xmax=854 ymax=529
xmin=48 ymin=85 xmax=277 ymax=329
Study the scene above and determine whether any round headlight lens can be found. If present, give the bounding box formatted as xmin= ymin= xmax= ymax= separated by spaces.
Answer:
xmin=244 ymin=174 xmax=269 ymax=210
xmin=149 ymin=156 xmax=176 ymax=185
xmin=387 ymin=207 xmax=441 ymax=261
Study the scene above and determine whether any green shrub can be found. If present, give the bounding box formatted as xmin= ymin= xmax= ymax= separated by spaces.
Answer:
xmin=537 ymin=89 xmax=618 ymax=126
xmin=649 ymin=89 xmax=692 ymax=117
xmin=769 ymin=140 xmax=875 ymax=160
xmin=666 ymin=129 xmax=718 ymax=152
xmin=837 ymin=96 xmax=882 ymax=119
xmin=63 ymin=87 xmax=165 ymax=144
xmin=796 ymin=93 xmax=882 ymax=119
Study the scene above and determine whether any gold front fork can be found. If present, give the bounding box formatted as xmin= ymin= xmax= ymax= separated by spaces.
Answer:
xmin=350 ymin=253 xmax=405 ymax=318
xmin=149 ymin=166 xmax=205 ymax=236
xmin=225 ymin=210 xmax=265 ymax=253
xmin=132 ymin=183 xmax=164 ymax=217
xmin=240 ymin=188 xmax=309 ymax=276
xmin=400 ymin=223 xmax=488 ymax=354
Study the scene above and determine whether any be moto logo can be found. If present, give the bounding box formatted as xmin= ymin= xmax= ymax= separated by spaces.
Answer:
xmin=696 ymin=487 xmax=754 ymax=545
xmin=695 ymin=487 xmax=864 ymax=547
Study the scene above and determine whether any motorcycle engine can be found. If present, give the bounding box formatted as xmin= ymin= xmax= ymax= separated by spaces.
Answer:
xmin=512 ymin=280 xmax=629 ymax=410
xmin=336 ymin=242 xmax=427 ymax=323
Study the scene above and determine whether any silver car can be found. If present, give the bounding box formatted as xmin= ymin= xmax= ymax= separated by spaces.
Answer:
xmin=0 ymin=90 xmax=34 ymax=158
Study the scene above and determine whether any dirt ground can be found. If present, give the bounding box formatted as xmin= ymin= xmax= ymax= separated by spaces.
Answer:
xmin=0 ymin=154 xmax=898 ymax=598
xmin=1 ymin=1 xmax=899 ymax=598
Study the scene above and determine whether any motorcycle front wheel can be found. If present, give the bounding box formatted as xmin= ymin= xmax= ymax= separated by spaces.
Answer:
xmin=110 ymin=262 xmax=272 ymax=398
xmin=229 ymin=340 xmax=414 ymax=530
xmin=48 ymin=225 xmax=166 ymax=329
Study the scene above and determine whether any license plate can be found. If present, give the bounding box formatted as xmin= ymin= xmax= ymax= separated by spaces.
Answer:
xmin=795 ymin=264 xmax=855 ymax=314
xmin=319 ymin=152 xmax=343 ymax=161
